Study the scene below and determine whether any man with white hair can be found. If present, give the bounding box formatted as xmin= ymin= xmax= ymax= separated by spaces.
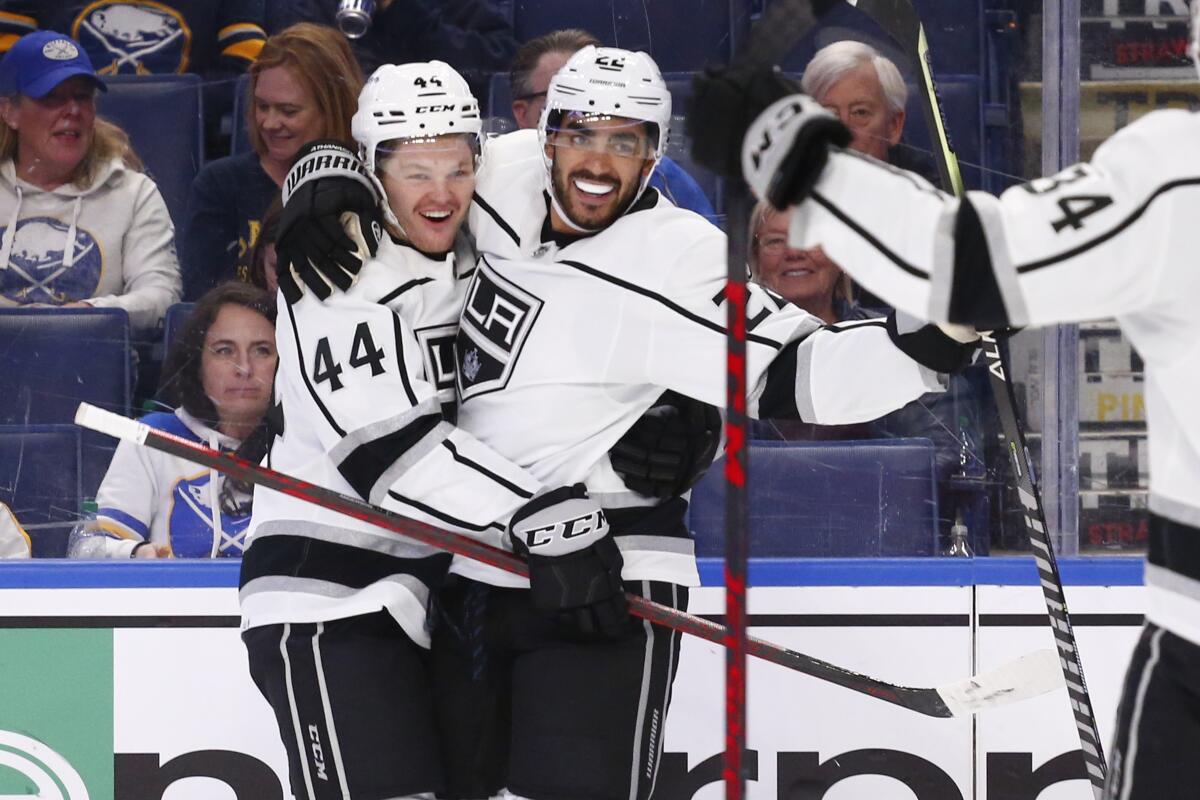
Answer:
xmin=802 ymin=39 xmax=907 ymax=162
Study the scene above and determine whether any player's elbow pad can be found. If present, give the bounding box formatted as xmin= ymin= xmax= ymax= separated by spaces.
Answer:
xmin=885 ymin=312 xmax=979 ymax=374
xmin=947 ymin=196 xmax=1012 ymax=330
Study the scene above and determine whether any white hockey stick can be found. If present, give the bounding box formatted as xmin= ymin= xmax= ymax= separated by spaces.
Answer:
xmin=76 ymin=402 xmax=1063 ymax=718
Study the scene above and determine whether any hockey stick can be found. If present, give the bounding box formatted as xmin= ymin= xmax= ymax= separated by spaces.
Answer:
xmin=75 ymin=401 xmax=1064 ymax=718
xmin=849 ymin=2 xmax=1108 ymax=793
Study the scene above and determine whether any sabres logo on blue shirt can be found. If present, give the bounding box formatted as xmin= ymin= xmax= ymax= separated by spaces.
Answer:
xmin=0 ymin=217 xmax=101 ymax=304
xmin=73 ymin=1 xmax=192 ymax=75
xmin=169 ymin=473 xmax=250 ymax=558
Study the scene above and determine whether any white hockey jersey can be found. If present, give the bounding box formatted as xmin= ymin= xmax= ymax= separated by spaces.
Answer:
xmin=243 ymin=236 xmax=541 ymax=647
xmin=95 ymin=408 xmax=250 ymax=558
xmin=790 ymin=108 xmax=1200 ymax=644
xmin=460 ymin=129 xmax=947 ymax=586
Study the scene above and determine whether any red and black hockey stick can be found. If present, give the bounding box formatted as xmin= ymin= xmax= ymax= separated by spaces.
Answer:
xmin=848 ymin=2 xmax=1108 ymax=793
xmin=76 ymin=401 xmax=1063 ymax=719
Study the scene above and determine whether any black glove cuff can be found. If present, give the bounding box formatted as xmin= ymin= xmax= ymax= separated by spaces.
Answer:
xmin=767 ymin=115 xmax=851 ymax=210
xmin=885 ymin=312 xmax=979 ymax=374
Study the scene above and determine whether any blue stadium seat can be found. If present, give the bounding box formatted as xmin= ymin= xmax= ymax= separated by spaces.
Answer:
xmin=512 ymin=0 xmax=734 ymax=72
xmin=0 ymin=425 xmax=83 ymax=557
xmin=0 ymin=308 xmax=132 ymax=499
xmin=97 ymin=74 xmax=205 ymax=227
xmin=688 ymin=438 xmax=940 ymax=557
xmin=163 ymin=302 xmax=197 ymax=353
xmin=231 ymin=72 xmax=253 ymax=156
xmin=771 ymin=0 xmax=983 ymax=76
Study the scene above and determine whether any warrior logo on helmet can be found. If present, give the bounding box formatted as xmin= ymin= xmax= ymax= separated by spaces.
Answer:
xmin=72 ymin=1 xmax=191 ymax=75
xmin=0 ymin=217 xmax=102 ymax=305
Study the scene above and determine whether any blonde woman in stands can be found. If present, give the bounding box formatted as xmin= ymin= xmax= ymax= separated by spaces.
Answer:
xmin=0 ymin=31 xmax=181 ymax=333
xmin=180 ymin=23 xmax=363 ymax=300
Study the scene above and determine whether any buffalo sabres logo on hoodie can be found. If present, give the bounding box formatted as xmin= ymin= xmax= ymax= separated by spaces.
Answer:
xmin=169 ymin=473 xmax=251 ymax=558
xmin=72 ymin=1 xmax=191 ymax=75
xmin=0 ymin=217 xmax=101 ymax=304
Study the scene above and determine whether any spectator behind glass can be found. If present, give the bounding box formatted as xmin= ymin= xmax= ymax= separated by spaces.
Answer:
xmin=0 ymin=31 xmax=181 ymax=332
xmin=509 ymin=28 xmax=719 ymax=224
xmin=180 ymin=23 xmax=363 ymax=300
xmin=750 ymin=201 xmax=985 ymax=534
xmin=801 ymin=39 xmax=907 ymax=162
xmin=0 ymin=502 xmax=30 ymax=559
xmin=85 ymin=282 xmax=277 ymax=559
xmin=282 ymin=0 xmax=516 ymax=99
xmin=0 ymin=2 xmax=266 ymax=76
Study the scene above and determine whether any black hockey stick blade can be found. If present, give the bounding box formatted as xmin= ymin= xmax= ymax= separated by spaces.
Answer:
xmin=854 ymin=1 xmax=1107 ymax=791
xmin=75 ymin=402 xmax=1064 ymax=718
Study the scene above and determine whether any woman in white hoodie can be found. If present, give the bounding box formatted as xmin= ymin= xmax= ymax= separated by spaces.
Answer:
xmin=0 ymin=31 xmax=180 ymax=332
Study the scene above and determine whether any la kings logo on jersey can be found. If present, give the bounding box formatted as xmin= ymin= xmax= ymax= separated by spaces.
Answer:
xmin=456 ymin=261 xmax=543 ymax=400
xmin=416 ymin=323 xmax=458 ymax=420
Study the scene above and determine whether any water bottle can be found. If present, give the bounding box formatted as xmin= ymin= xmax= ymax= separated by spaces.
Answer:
xmin=66 ymin=500 xmax=106 ymax=559
xmin=336 ymin=0 xmax=376 ymax=39
xmin=946 ymin=512 xmax=973 ymax=558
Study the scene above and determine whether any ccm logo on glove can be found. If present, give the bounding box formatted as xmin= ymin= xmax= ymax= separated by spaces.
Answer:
xmin=521 ymin=507 xmax=608 ymax=550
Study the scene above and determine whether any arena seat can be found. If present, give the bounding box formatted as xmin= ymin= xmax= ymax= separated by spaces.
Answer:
xmin=511 ymin=0 xmax=735 ymax=72
xmin=97 ymin=74 xmax=205 ymax=229
xmin=772 ymin=0 xmax=983 ymax=76
xmin=688 ymin=438 xmax=940 ymax=557
xmin=0 ymin=425 xmax=83 ymax=557
xmin=0 ymin=309 xmax=132 ymax=499
xmin=163 ymin=302 xmax=197 ymax=352
xmin=230 ymin=73 xmax=253 ymax=156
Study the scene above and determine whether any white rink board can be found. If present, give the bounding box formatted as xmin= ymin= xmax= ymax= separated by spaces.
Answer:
xmin=0 ymin=578 xmax=1143 ymax=800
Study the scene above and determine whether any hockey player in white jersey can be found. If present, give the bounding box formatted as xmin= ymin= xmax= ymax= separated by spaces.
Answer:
xmin=239 ymin=62 xmax=592 ymax=800
xmin=276 ymin=46 xmax=980 ymax=800
xmin=679 ymin=11 xmax=1200 ymax=796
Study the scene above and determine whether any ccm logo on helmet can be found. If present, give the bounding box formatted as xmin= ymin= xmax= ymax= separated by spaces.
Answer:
xmin=416 ymin=104 xmax=457 ymax=113
xmin=523 ymin=509 xmax=608 ymax=549
xmin=595 ymin=55 xmax=626 ymax=70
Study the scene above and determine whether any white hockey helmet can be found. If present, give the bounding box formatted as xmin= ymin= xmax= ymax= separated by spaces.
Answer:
xmin=351 ymin=60 xmax=483 ymax=178
xmin=538 ymin=45 xmax=673 ymax=170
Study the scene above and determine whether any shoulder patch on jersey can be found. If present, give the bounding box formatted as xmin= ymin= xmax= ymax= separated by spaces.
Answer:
xmin=140 ymin=411 xmax=200 ymax=442
xmin=455 ymin=259 xmax=543 ymax=401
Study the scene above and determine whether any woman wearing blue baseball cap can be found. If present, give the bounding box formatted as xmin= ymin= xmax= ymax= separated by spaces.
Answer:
xmin=0 ymin=31 xmax=180 ymax=331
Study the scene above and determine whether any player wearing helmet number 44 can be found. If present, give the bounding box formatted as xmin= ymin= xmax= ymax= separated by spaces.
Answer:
xmin=272 ymin=46 xmax=980 ymax=800
xmin=682 ymin=7 xmax=1200 ymax=799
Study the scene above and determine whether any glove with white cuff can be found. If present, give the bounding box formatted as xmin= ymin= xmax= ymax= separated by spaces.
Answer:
xmin=276 ymin=140 xmax=383 ymax=304
xmin=508 ymin=484 xmax=628 ymax=637
xmin=886 ymin=311 xmax=980 ymax=374
xmin=742 ymin=93 xmax=852 ymax=211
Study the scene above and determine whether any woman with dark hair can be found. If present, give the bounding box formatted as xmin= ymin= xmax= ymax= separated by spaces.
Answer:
xmin=87 ymin=282 xmax=277 ymax=558
xmin=180 ymin=22 xmax=364 ymax=300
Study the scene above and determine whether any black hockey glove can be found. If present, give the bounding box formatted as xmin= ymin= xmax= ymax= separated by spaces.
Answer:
xmin=687 ymin=65 xmax=801 ymax=181
xmin=610 ymin=390 xmax=722 ymax=499
xmin=276 ymin=140 xmax=383 ymax=304
xmin=508 ymin=484 xmax=628 ymax=638
xmin=741 ymin=94 xmax=852 ymax=210
xmin=886 ymin=311 xmax=981 ymax=374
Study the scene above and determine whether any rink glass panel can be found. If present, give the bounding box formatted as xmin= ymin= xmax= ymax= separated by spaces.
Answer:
xmin=0 ymin=1 xmax=1130 ymax=561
